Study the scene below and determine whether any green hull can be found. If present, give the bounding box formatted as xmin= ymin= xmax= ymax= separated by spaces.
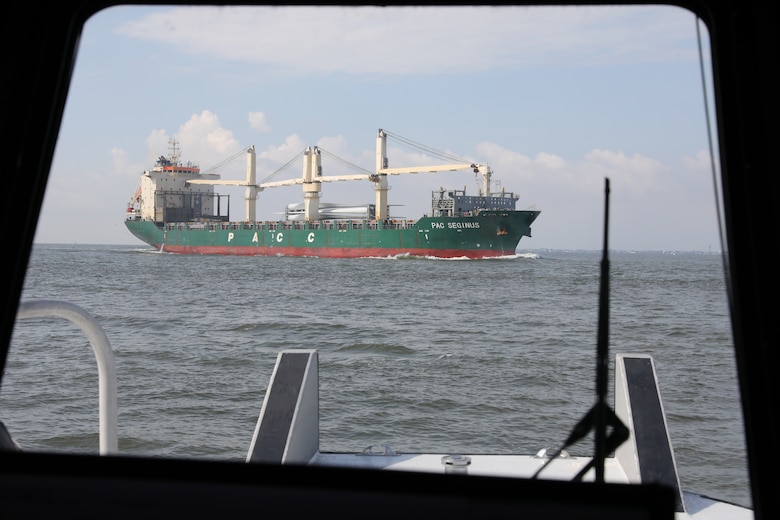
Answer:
xmin=125 ymin=210 xmax=540 ymax=258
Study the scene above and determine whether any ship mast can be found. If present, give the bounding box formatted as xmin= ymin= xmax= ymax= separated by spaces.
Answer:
xmin=169 ymin=138 xmax=181 ymax=165
xmin=375 ymin=130 xmax=391 ymax=221
xmin=302 ymin=146 xmax=322 ymax=221
xmin=478 ymin=165 xmax=493 ymax=197
xmin=245 ymin=145 xmax=257 ymax=222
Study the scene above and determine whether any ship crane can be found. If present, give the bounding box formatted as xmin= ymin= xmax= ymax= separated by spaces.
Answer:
xmin=186 ymin=129 xmax=484 ymax=222
xmin=186 ymin=146 xmax=371 ymax=222
xmin=373 ymin=128 xmax=482 ymax=221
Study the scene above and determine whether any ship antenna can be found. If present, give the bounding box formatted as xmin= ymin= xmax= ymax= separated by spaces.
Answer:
xmin=593 ymin=177 xmax=612 ymax=482
xmin=169 ymin=138 xmax=181 ymax=165
xmin=531 ymin=178 xmax=627 ymax=482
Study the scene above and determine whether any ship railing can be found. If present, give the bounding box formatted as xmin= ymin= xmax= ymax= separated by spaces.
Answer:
xmin=377 ymin=219 xmax=417 ymax=230
xmin=14 ymin=300 xmax=118 ymax=455
xmin=245 ymin=222 xmax=270 ymax=230
xmin=188 ymin=219 xmax=427 ymax=231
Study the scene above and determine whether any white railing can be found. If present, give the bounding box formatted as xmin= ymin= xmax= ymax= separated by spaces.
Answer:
xmin=15 ymin=300 xmax=118 ymax=454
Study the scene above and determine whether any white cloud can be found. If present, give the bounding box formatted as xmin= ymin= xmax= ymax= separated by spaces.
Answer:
xmin=533 ymin=152 xmax=568 ymax=171
xmin=110 ymin=147 xmax=147 ymax=189
xmin=140 ymin=112 xmax=244 ymax=177
xmin=474 ymin=142 xmax=567 ymax=188
xmin=116 ymin=5 xmax=699 ymax=75
xmin=683 ymin=149 xmax=712 ymax=170
xmin=249 ymin=112 xmax=271 ymax=132
xmin=580 ymin=149 xmax=662 ymax=194
xmin=145 ymin=129 xmax=171 ymax=165
xmin=258 ymin=134 xmax=307 ymax=164
xmin=178 ymin=111 xmax=240 ymax=156
xmin=316 ymin=134 xmax=351 ymax=157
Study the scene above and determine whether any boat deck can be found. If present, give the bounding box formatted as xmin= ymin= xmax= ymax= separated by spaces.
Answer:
xmin=313 ymin=452 xmax=630 ymax=481
xmin=247 ymin=349 xmax=753 ymax=520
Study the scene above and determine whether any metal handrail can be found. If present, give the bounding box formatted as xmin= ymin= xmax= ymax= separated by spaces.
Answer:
xmin=15 ymin=300 xmax=118 ymax=454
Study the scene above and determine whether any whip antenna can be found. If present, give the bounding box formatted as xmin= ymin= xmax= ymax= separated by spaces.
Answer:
xmin=594 ymin=177 xmax=611 ymax=482
xmin=531 ymin=178 xmax=626 ymax=482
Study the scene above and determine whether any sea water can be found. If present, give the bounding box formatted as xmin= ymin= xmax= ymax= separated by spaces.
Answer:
xmin=1 ymin=244 xmax=750 ymax=508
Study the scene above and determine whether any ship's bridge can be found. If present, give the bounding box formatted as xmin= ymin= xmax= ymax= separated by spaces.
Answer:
xmin=431 ymin=188 xmax=519 ymax=217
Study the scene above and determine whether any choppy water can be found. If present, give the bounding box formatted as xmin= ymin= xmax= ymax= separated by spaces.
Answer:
xmin=1 ymin=244 xmax=750 ymax=508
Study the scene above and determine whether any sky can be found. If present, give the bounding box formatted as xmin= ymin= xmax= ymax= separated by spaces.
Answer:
xmin=34 ymin=4 xmax=723 ymax=252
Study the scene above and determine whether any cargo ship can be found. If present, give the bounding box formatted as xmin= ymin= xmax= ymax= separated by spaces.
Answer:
xmin=124 ymin=129 xmax=540 ymax=258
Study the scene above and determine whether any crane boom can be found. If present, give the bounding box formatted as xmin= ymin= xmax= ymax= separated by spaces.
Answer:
xmin=184 ymin=130 xmax=485 ymax=222
xmin=378 ymin=164 xmax=477 ymax=175
xmin=186 ymin=173 xmax=373 ymax=189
